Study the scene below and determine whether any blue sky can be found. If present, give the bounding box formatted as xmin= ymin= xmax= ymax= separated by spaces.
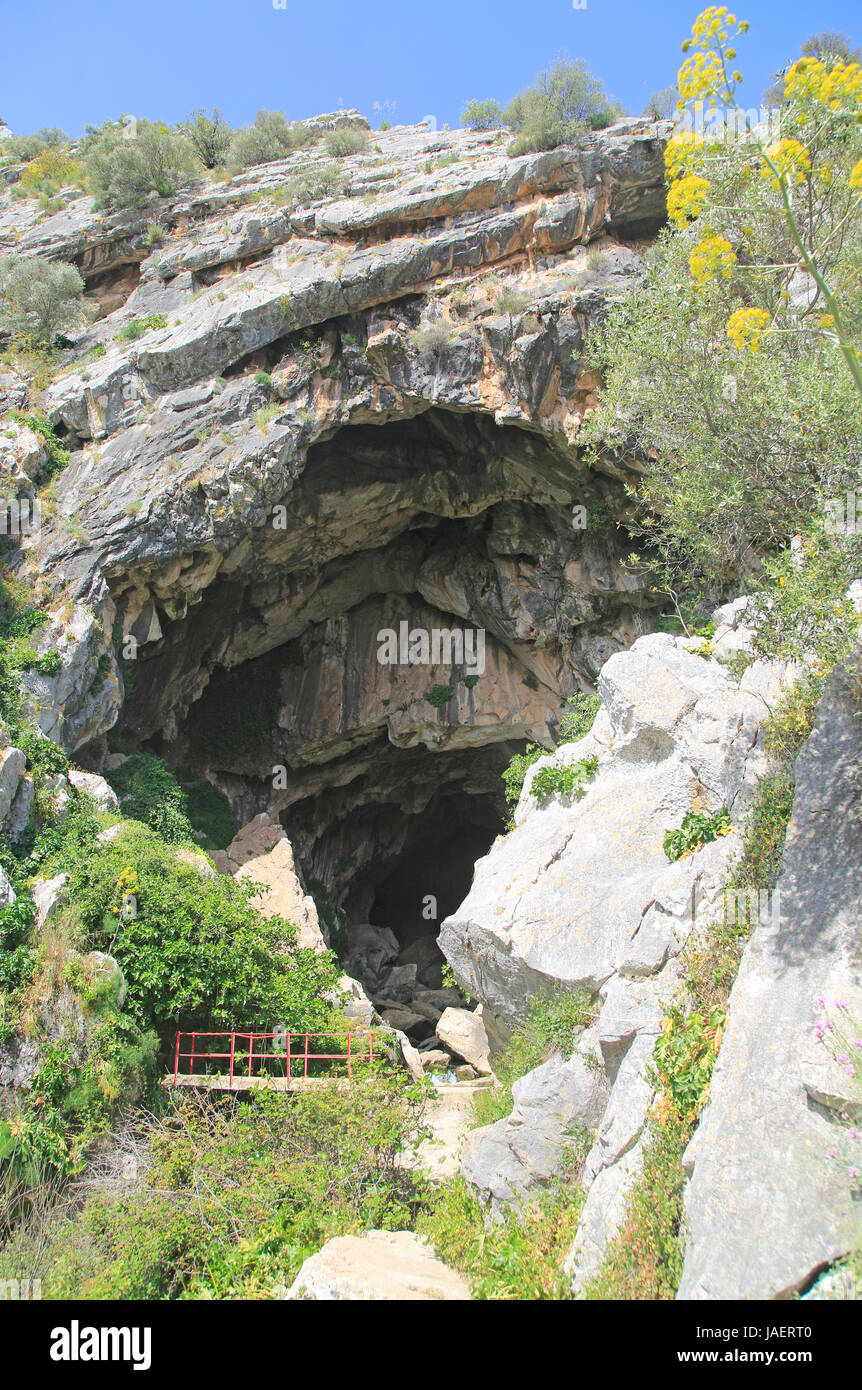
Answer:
xmin=2 ymin=0 xmax=861 ymax=137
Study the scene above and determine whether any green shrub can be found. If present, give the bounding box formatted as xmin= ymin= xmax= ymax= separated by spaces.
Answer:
xmin=558 ymin=691 xmax=601 ymax=742
xmin=113 ymin=313 xmax=167 ymax=343
xmin=502 ymin=743 xmax=544 ymax=830
xmin=277 ymin=163 xmax=346 ymax=206
xmin=26 ymin=1080 xmax=425 ymax=1298
xmin=3 ymin=128 xmax=68 ymax=163
xmin=83 ymin=119 xmax=195 ymax=209
xmin=461 ymin=99 xmax=504 ymax=131
xmin=426 ymin=683 xmax=454 ymax=708
xmin=64 ymin=821 xmax=341 ymax=1038
xmin=0 ymin=256 xmax=83 ymax=347
xmin=228 ymin=110 xmax=314 ymax=170
xmin=529 ymin=754 xmax=598 ymax=806
xmin=504 ymin=59 xmax=623 ymax=156
xmin=663 ymin=807 xmax=731 ymax=862
xmin=324 ymin=125 xmax=369 ymax=158
xmin=181 ymin=108 xmax=232 ymax=169
xmin=104 ymin=751 xmax=194 ymax=843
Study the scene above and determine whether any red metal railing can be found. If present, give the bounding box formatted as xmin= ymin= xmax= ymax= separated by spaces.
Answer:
xmin=172 ymin=1030 xmax=375 ymax=1086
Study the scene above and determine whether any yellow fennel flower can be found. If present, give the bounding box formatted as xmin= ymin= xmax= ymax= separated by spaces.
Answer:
xmin=761 ymin=138 xmax=811 ymax=187
xmin=667 ymin=173 xmax=711 ymax=227
xmin=850 ymin=160 xmax=862 ymax=191
xmin=727 ymin=306 xmax=771 ymax=350
xmin=664 ymin=132 xmax=705 ymax=182
xmin=690 ymin=235 xmax=736 ymax=285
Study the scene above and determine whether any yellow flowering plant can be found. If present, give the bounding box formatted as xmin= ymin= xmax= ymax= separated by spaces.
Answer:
xmin=667 ymin=9 xmax=862 ymax=394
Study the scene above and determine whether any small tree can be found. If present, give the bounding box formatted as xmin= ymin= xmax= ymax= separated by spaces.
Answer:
xmin=182 ymin=108 xmax=232 ymax=169
xmin=228 ymin=110 xmax=308 ymax=169
xmin=324 ymin=125 xmax=369 ymax=157
xmin=643 ymin=86 xmax=679 ymax=120
xmin=5 ymin=128 xmax=68 ymax=162
xmin=504 ymin=58 xmax=624 ymax=155
xmin=461 ymin=98 xmax=504 ymax=131
xmin=84 ymin=118 xmax=195 ymax=209
xmin=0 ymin=255 xmax=83 ymax=346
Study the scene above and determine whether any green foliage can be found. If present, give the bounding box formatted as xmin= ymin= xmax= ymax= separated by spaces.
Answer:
xmin=83 ymin=118 xmax=196 ymax=209
xmin=3 ymin=128 xmax=68 ymax=163
xmin=104 ymin=752 xmax=194 ymax=843
xmin=653 ymin=1004 xmax=725 ymax=1121
xmin=0 ymin=255 xmax=83 ymax=347
xmin=529 ymin=755 xmax=598 ymax=806
xmin=64 ymin=822 xmax=340 ymax=1039
xmin=277 ymin=162 xmax=346 ymax=207
xmin=558 ymin=691 xmax=601 ymax=743
xmin=426 ymin=683 xmax=454 ymax=708
xmin=504 ymin=59 xmax=623 ymax=155
xmin=417 ymin=1173 xmax=582 ymax=1299
xmin=502 ymin=743 xmax=543 ymax=830
xmin=113 ymin=313 xmax=168 ymax=343
xmin=461 ymin=99 xmax=504 ymax=131
xmin=26 ymin=1082 xmax=426 ymax=1298
xmin=228 ymin=110 xmax=316 ymax=170
xmin=473 ymin=987 xmax=595 ymax=1128
xmin=663 ymin=807 xmax=731 ymax=862
xmin=181 ymin=108 xmax=232 ymax=169
xmin=324 ymin=125 xmax=369 ymax=157
xmin=584 ymin=1106 xmax=691 ymax=1300
xmin=182 ymin=780 xmax=236 ymax=851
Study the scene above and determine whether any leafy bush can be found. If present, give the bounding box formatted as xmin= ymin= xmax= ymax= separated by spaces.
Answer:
xmin=19 ymin=149 xmax=83 ymax=198
xmin=426 ymin=683 xmax=454 ymax=708
xmin=64 ymin=822 xmax=341 ymax=1039
xmin=461 ymin=99 xmax=504 ymax=131
xmin=4 ymin=128 xmax=68 ymax=163
xmin=181 ymin=108 xmax=232 ymax=169
xmin=228 ymin=110 xmax=314 ymax=170
xmin=558 ymin=691 xmax=601 ymax=742
xmin=0 ymin=255 xmax=83 ymax=347
xmin=529 ymin=754 xmax=598 ymax=806
xmin=504 ymin=59 xmax=623 ymax=156
xmin=324 ymin=125 xmax=369 ymax=158
xmin=663 ymin=807 xmax=731 ymax=862
xmin=113 ymin=314 xmax=167 ymax=342
xmin=83 ymin=119 xmax=195 ymax=209
xmin=25 ymin=1081 xmax=425 ymax=1298
xmin=502 ymin=744 xmax=543 ymax=830
xmin=103 ymin=751 xmax=194 ymax=843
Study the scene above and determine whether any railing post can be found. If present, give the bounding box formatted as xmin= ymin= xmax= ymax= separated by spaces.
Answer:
xmin=286 ymin=1033 xmax=291 ymax=1087
xmin=229 ymin=1033 xmax=236 ymax=1090
xmin=347 ymin=1032 xmax=351 ymax=1080
xmin=369 ymin=1031 xmax=373 ymax=1071
xmin=190 ymin=1033 xmax=196 ymax=1077
xmin=174 ymin=1031 xmax=181 ymax=1084
xmin=304 ymin=1032 xmax=309 ymax=1078
xmin=248 ymin=1033 xmax=253 ymax=1077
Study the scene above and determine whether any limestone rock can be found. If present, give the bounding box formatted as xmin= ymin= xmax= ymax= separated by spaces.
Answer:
xmin=217 ymin=813 xmax=326 ymax=951
xmin=68 ymin=768 xmax=120 ymax=812
xmin=436 ymin=1007 xmax=493 ymax=1075
xmin=31 ymin=873 xmax=69 ymax=929
xmin=462 ymin=1053 xmax=608 ymax=1207
xmin=284 ymin=1230 xmax=470 ymax=1300
xmin=0 ymin=746 xmax=26 ymax=825
xmin=677 ymin=663 xmax=862 ymax=1301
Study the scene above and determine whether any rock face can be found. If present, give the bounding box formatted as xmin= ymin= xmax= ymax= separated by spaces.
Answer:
xmin=285 ymin=1229 xmax=470 ymax=1300
xmin=444 ymin=612 xmax=798 ymax=1278
xmin=214 ymin=813 xmax=326 ymax=951
xmin=436 ymin=1006 xmax=493 ymax=1075
xmin=677 ymin=662 xmax=862 ymax=1301
xmin=3 ymin=117 xmax=673 ymax=959
xmin=462 ymin=1053 xmax=608 ymax=1207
